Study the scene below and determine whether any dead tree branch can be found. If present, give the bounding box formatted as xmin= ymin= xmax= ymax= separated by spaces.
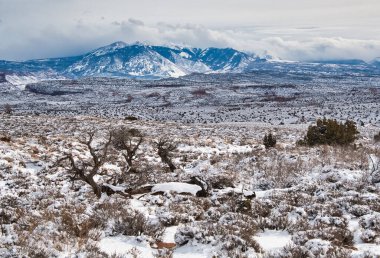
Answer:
xmin=57 ymin=131 xmax=128 ymax=198
xmin=155 ymin=137 xmax=177 ymax=172
xmin=112 ymin=127 xmax=143 ymax=172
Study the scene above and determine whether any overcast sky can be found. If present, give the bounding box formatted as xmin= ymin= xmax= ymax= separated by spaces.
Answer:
xmin=1 ymin=0 xmax=380 ymax=61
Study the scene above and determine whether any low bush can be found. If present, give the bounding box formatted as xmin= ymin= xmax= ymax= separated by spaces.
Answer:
xmin=125 ymin=116 xmax=138 ymax=121
xmin=175 ymin=213 xmax=261 ymax=255
xmin=0 ymin=134 xmax=11 ymax=142
xmin=113 ymin=210 xmax=163 ymax=238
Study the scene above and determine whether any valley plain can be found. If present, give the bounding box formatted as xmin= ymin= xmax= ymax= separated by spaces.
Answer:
xmin=1 ymin=64 xmax=380 ymax=258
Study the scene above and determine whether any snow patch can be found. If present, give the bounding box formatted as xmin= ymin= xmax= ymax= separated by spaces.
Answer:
xmin=162 ymin=226 xmax=178 ymax=243
xmin=253 ymin=230 xmax=292 ymax=251
xmin=98 ymin=236 xmax=154 ymax=258
xmin=152 ymin=182 xmax=201 ymax=196
xmin=179 ymin=52 xmax=190 ymax=59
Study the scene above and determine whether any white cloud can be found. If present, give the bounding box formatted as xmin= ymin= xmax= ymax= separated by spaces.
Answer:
xmin=0 ymin=0 xmax=379 ymax=61
xmin=108 ymin=21 xmax=380 ymax=61
xmin=248 ymin=37 xmax=380 ymax=61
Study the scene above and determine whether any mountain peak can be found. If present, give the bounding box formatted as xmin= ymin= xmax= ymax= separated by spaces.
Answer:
xmin=130 ymin=41 xmax=149 ymax=46
xmin=109 ymin=41 xmax=128 ymax=48
xmin=0 ymin=42 xmax=260 ymax=79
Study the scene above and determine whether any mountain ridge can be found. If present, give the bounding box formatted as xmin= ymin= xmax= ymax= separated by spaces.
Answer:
xmin=0 ymin=42 xmax=259 ymax=79
xmin=0 ymin=41 xmax=379 ymax=81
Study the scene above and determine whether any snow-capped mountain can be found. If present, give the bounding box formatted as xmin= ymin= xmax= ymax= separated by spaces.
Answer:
xmin=1 ymin=41 xmax=379 ymax=81
xmin=0 ymin=42 xmax=259 ymax=79
xmin=66 ymin=42 xmax=186 ymax=78
xmin=371 ymin=57 xmax=380 ymax=68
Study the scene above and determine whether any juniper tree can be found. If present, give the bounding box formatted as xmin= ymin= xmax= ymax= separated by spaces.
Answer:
xmin=298 ymin=118 xmax=359 ymax=146
xmin=263 ymin=132 xmax=276 ymax=149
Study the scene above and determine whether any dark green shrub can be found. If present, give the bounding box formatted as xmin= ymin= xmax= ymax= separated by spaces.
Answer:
xmin=0 ymin=134 xmax=11 ymax=142
xmin=263 ymin=132 xmax=277 ymax=149
xmin=298 ymin=118 xmax=359 ymax=146
xmin=4 ymin=104 xmax=12 ymax=115
xmin=374 ymin=132 xmax=380 ymax=142
xmin=125 ymin=116 xmax=138 ymax=121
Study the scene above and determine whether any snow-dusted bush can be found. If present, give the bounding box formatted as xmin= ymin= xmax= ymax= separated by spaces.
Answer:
xmin=112 ymin=210 xmax=163 ymax=238
xmin=292 ymin=216 xmax=354 ymax=248
xmin=175 ymin=213 xmax=261 ymax=256
xmin=277 ymin=244 xmax=309 ymax=258
xmin=250 ymin=199 xmax=273 ymax=218
xmin=163 ymin=195 xmax=210 ymax=224
xmin=220 ymin=234 xmax=260 ymax=257
xmin=316 ymin=228 xmax=351 ymax=246
xmin=95 ymin=200 xmax=164 ymax=239
xmin=359 ymin=214 xmax=380 ymax=232
xmin=360 ymin=229 xmax=378 ymax=243
xmin=203 ymin=206 xmax=224 ymax=222
xmin=304 ymin=239 xmax=350 ymax=258
xmin=9 ymin=202 xmax=106 ymax=257
xmin=212 ymin=190 xmax=244 ymax=214
xmin=348 ymin=204 xmax=371 ymax=217
xmin=359 ymin=214 xmax=380 ymax=243
xmin=305 ymin=202 xmax=343 ymax=219
xmin=255 ymin=153 xmax=303 ymax=188
xmin=156 ymin=199 xmax=205 ymax=226
xmin=174 ymin=225 xmax=200 ymax=246
xmin=209 ymin=173 xmax=237 ymax=189
xmin=273 ymin=242 xmax=349 ymax=258
xmin=305 ymin=239 xmax=334 ymax=257
xmin=59 ymin=207 xmax=102 ymax=238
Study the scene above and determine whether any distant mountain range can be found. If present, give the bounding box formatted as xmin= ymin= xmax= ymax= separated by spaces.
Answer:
xmin=0 ymin=42 xmax=262 ymax=79
xmin=0 ymin=41 xmax=379 ymax=81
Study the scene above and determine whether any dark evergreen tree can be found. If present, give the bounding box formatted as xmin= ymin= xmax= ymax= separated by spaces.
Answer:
xmin=298 ymin=118 xmax=359 ymax=146
xmin=263 ymin=132 xmax=276 ymax=149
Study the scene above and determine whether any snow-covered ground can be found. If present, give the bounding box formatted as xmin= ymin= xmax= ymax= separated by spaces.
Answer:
xmin=253 ymin=230 xmax=292 ymax=252
xmin=1 ymin=71 xmax=380 ymax=126
xmin=0 ymin=113 xmax=379 ymax=257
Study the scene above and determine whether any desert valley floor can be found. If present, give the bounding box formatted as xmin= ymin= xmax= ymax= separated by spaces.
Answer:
xmin=0 ymin=71 xmax=380 ymax=257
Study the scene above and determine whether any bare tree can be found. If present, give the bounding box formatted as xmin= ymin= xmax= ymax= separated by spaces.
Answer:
xmin=155 ymin=138 xmax=177 ymax=172
xmin=112 ymin=127 xmax=143 ymax=172
xmin=369 ymin=154 xmax=380 ymax=184
xmin=57 ymin=131 xmax=114 ymax=198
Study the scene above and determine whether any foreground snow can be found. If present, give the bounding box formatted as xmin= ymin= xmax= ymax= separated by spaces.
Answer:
xmin=253 ymin=230 xmax=292 ymax=252
xmin=0 ymin=115 xmax=379 ymax=257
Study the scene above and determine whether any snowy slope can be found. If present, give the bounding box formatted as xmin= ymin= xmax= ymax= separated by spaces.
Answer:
xmin=0 ymin=42 xmax=259 ymax=79
xmin=1 ymin=41 xmax=379 ymax=80
xmin=66 ymin=43 xmax=187 ymax=78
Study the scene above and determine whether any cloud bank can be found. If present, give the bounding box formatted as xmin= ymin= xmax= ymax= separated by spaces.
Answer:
xmin=1 ymin=0 xmax=379 ymax=61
